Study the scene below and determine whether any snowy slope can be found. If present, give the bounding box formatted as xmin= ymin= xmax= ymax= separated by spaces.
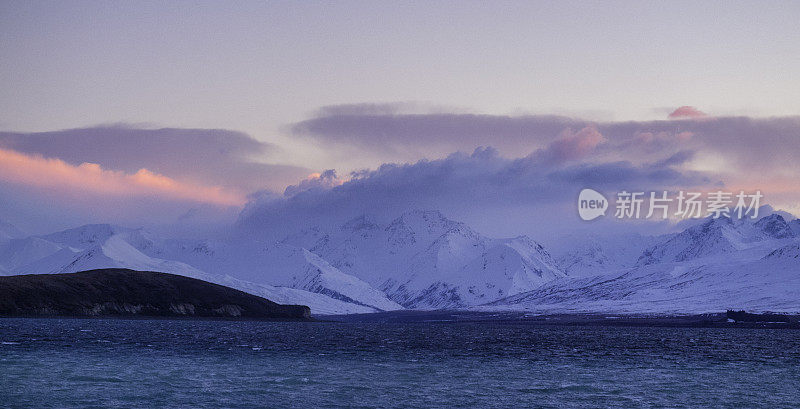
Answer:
xmin=484 ymin=251 xmax=800 ymax=314
xmin=0 ymin=219 xmax=24 ymax=243
xmin=557 ymin=233 xmax=660 ymax=276
xmin=3 ymin=225 xmax=383 ymax=315
xmin=15 ymin=234 xmax=205 ymax=278
xmin=290 ymin=210 xmax=565 ymax=309
xmin=0 ymin=236 xmax=65 ymax=272
xmin=486 ymin=214 xmax=800 ymax=314
xmin=764 ymin=242 xmax=800 ymax=260
xmin=135 ymin=237 xmax=402 ymax=311
xmin=754 ymin=214 xmax=796 ymax=239
xmin=6 ymin=210 xmax=799 ymax=315
xmin=636 ymin=215 xmax=795 ymax=266
xmin=44 ymin=224 xmax=400 ymax=311
xmin=791 ymin=219 xmax=800 ymax=236
xmin=39 ymin=223 xmax=128 ymax=248
xmin=451 ymin=236 xmax=564 ymax=305
xmin=636 ymin=217 xmax=743 ymax=265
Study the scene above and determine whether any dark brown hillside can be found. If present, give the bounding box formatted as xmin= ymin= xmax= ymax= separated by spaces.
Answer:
xmin=0 ymin=269 xmax=311 ymax=320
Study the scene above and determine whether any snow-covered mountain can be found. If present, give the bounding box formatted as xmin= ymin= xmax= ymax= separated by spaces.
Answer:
xmin=754 ymin=214 xmax=797 ymax=239
xmin=486 ymin=214 xmax=800 ymax=314
xmin=4 ymin=210 xmax=799 ymax=315
xmin=135 ymin=237 xmax=402 ymax=312
xmin=0 ymin=219 xmax=24 ymax=244
xmin=764 ymin=242 xmax=800 ymax=260
xmin=0 ymin=236 xmax=63 ymax=273
xmin=0 ymin=224 xmax=393 ymax=315
xmin=286 ymin=210 xmax=565 ymax=308
xmin=790 ymin=219 xmax=800 ymax=236
xmin=636 ymin=215 xmax=795 ymax=266
xmin=557 ymin=233 xmax=660 ymax=276
xmin=0 ymin=218 xmax=26 ymax=272
xmin=451 ymin=236 xmax=564 ymax=305
xmin=486 ymin=249 xmax=800 ymax=314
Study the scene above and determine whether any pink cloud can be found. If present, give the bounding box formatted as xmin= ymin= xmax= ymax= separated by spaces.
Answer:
xmin=668 ymin=106 xmax=708 ymax=119
xmin=545 ymin=126 xmax=606 ymax=162
xmin=284 ymin=170 xmax=346 ymax=197
xmin=0 ymin=148 xmax=246 ymax=207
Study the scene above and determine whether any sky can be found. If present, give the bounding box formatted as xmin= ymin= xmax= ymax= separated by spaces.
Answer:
xmin=1 ymin=1 xmax=799 ymax=241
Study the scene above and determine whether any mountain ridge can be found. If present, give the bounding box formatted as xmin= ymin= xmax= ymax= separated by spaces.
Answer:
xmin=2 ymin=210 xmax=798 ymax=315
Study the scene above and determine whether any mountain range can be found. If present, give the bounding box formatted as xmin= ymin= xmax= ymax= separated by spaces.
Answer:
xmin=1 ymin=210 xmax=798 ymax=316
xmin=486 ymin=213 xmax=800 ymax=314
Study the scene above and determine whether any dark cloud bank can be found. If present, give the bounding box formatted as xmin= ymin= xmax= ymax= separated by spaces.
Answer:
xmin=291 ymin=104 xmax=800 ymax=174
xmin=238 ymin=146 xmax=712 ymax=242
xmin=2 ymin=110 xmax=798 ymax=243
xmin=237 ymin=106 xmax=800 ymax=243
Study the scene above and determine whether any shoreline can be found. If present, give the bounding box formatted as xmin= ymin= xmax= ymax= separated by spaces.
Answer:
xmin=5 ymin=310 xmax=797 ymax=329
xmin=324 ymin=310 xmax=800 ymax=329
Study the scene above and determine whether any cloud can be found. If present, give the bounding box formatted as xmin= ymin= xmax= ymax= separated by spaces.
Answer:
xmin=0 ymin=125 xmax=310 ymax=192
xmin=237 ymin=146 xmax=711 ymax=241
xmin=3 ymin=110 xmax=799 ymax=240
xmin=243 ymin=106 xmax=800 ymax=241
xmin=291 ymin=106 xmax=580 ymax=161
xmin=314 ymin=102 xmax=415 ymax=117
xmin=668 ymin=106 xmax=708 ymax=119
xmin=290 ymin=104 xmax=706 ymax=163
xmin=652 ymin=150 xmax=696 ymax=168
xmin=0 ymin=147 xmax=246 ymax=206
xmin=283 ymin=170 xmax=345 ymax=196
xmin=536 ymin=126 xmax=606 ymax=164
xmin=287 ymin=104 xmax=705 ymax=167
xmin=290 ymin=105 xmax=800 ymax=177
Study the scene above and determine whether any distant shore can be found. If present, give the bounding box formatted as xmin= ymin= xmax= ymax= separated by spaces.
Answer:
xmin=325 ymin=310 xmax=800 ymax=329
xmin=3 ymin=309 xmax=800 ymax=328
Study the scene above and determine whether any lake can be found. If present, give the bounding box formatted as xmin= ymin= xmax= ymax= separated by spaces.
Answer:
xmin=1 ymin=318 xmax=799 ymax=408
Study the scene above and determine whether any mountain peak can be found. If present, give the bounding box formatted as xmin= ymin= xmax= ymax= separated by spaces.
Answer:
xmin=340 ymin=214 xmax=380 ymax=232
xmin=702 ymin=215 xmax=733 ymax=227
xmin=397 ymin=209 xmax=449 ymax=221
xmin=754 ymin=214 xmax=795 ymax=239
xmin=40 ymin=223 xmax=133 ymax=247
xmin=50 ymin=223 xmax=124 ymax=234
xmin=389 ymin=210 xmax=461 ymax=231
xmin=759 ymin=213 xmax=786 ymax=222
xmin=636 ymin=216 xmax=742 ymax=265
xmin=506 ymin=235 xmax=542 ymax=249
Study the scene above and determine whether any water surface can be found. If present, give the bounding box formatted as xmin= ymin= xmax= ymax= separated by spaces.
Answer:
xmin=1 ymin=318 xmax=799 ymax=408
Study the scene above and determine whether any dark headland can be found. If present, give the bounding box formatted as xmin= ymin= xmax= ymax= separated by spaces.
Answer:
xmin=0 ymin=269 xmax=311 ymax=320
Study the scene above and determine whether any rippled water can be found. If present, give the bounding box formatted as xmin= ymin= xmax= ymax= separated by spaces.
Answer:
xmin=1 ymin=318 xmax=799 ymax=408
